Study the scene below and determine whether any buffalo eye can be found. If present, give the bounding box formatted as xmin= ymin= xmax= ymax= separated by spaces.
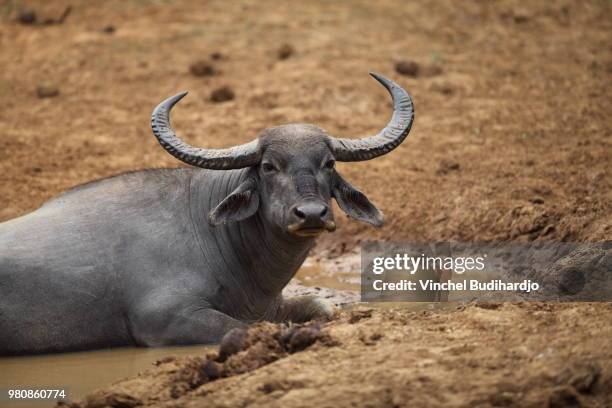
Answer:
xmin=323 ymin=159 xmax=335 ymax=170
xmin=262 ymin=162 xmax=278 ymax=174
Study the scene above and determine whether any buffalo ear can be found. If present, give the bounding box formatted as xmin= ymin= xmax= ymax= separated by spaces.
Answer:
xmin=332 ymin=173 xmax=384 ymax=227
xmin=209 ymin=178 xmax=259 ymax=226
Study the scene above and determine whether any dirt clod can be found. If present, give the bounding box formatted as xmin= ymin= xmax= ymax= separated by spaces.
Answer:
xmin=359 ymin=331 xmax=383 ymax=346
xmin=189 ymin=60 xmax=217 ymax=77
xmin=18 ymin=9 xmax=37 ymax=25
xmin=201 ymin=360 xmax=221 ymax=380
xmin=395 ymin=60 xmax=420 ymax=77
xmin=259 ymin=380 xmax=283 ymax=394
xmin=277 ymin=43 xmax=295 ymax=60
xmin=210 ymin=86 xmax=234 ymax=103
xmin=36 ymin=83 xmax=60 ymax=98
xmin=287 ymin=326 xmax=321 ymax=352
xmin=102 ymin=25 xmax=116 ymax=34
xmin=218 ymin=327 xmax=248 ymax=362
xmin=512 ymin=9 xmax=531 ymax=24
xmin=348 ymin=308 xmax=373 ymax=323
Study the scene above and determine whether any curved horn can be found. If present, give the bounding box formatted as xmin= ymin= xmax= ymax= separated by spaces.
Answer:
xmin=151 ymin=92 xmax=260 ymax=170
xmin=329 ymin=72 xmax=414 ymax=161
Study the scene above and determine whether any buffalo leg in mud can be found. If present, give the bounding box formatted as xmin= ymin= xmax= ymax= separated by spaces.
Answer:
xmin=131 ymin=306 xmax=246 ymax=346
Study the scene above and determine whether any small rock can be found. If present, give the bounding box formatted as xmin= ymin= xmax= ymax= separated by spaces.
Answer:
xmin=530 ymin=197 xmax=545 ymax=205
xmin=202 ymin=359 xmax=221 ymax=380
xmin=169 ymin=385 xmax=184 ymax=399
xmin=18 ymin=9 xmax=37 ymax=25
xmin=277 ymin=43 xmax=295 ymax=60
xmin=102 ymin=25 xmax=116 ymax=34
xmin=360 ymin=332 xmax=383 ymax=346
xmin=210 ymin=52 xmax=223 ymax=60
xmin=189 ymin=60 xmax=217 ymax=77
xmin=259 ymin=380 xmax=283 ymax=394
xmin=370 ymin=332 xmax=383 ymax=341
xmin=288 ymin=326 xmax=320 ymax=352
xmin=395 ymin=60 xmax=420 ymax=77
xmin=218 ymin=327 xmax=247 ymax=361
xmin=36 ymin=83 xmax=59 ymax=98
xmin=210 ymin=86 xmax=235 ymax=103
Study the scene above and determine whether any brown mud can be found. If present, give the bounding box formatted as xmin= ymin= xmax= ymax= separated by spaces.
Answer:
xmin=0 ymin=0 xmax=611 ymax=407
xmin=0 ymin=0 xmax=610 ymax=244
xmin=65 ymin=303 xmax=612 ymax=408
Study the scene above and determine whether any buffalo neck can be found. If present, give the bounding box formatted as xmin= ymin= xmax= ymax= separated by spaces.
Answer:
xmin=189 ymin=169 xmax=315 ymax=316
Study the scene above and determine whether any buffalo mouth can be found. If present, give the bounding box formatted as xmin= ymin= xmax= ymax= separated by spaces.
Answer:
xmin=287 ymin=221 xmax=336 ymax=237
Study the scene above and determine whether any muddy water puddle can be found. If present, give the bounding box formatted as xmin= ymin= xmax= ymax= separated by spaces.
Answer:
xmin=0 ymin=345 xmax=210 ymax=407
xmin=294 ymin=255 xmax=360 ymax=291
xmin=0 ymin=253 xmax=445 ymax=407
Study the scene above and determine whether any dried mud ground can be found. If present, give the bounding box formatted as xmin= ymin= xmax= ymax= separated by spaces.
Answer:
xmin=0 ymin=0 xmax=611 ymax=407
xmin=74 ymin=303 xmax=612 ymax=408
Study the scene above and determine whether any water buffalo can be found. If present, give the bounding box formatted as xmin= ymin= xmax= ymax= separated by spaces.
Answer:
xmin=0 ymin=73 xmax=414 ymax=355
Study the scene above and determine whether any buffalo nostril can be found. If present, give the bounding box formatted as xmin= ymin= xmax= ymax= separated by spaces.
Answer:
xmin=320 ymin=206 xmax=329 ymax=217
xmin=294 ymin=207 xmax=306 ymax=219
